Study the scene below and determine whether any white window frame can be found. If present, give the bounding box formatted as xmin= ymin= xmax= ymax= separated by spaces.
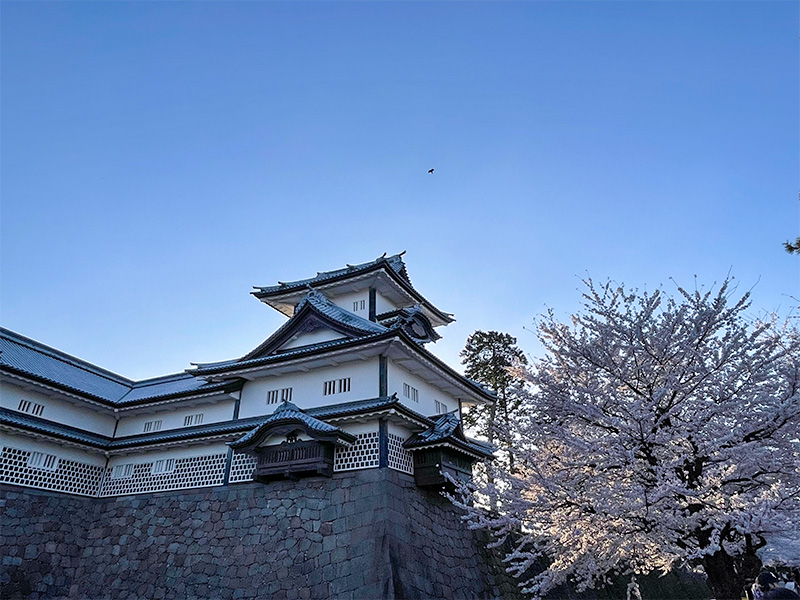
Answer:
xmin=353 ymin=299 xmax=366 ymax=311
xmin=151 ymin=458 xmax=176 ymax=475
xmin=267 ymin=387 xmax=293 ymax=404
xmin=17 ymin=399 xmax=45 ymax=417
xmin=403 ymin=383 xmax=419 ymax=403
xmin=435 ymin=399 xmax=447 ymax=414
xmin=323 ymin=378 xmax=350 ymax=396
xmin=143 ymin=419 xmax=162 ymax=433
xmin=28 ymin=451 xmax=59 ymax=471
xmin=111 ymin=463 xmax=134 ymax=479
xmin=183 ymin=413 xmax=204 ymax=427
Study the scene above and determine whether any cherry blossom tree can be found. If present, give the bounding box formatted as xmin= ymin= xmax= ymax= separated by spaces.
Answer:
xmin=454 ymin=279 xmax=800 ymax=600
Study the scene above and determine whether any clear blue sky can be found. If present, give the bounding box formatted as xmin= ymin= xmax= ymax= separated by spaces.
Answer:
xmin=2 ymin=2 xmax=797 ymax=380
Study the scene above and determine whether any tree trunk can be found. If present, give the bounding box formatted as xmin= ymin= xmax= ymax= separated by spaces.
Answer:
xmin=703 ymin=548 xmax=761 ymax=600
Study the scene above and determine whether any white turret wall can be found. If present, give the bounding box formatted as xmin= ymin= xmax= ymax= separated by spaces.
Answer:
xmin=386 ymin=361 xmax=458 ymax=417
xmin=238 ymin=358 xmax=379 ymax=419
xmin=114 ymin=397 xmax=237 ymax=437
xmin=0 ymin=380 xmax=117 ymax=436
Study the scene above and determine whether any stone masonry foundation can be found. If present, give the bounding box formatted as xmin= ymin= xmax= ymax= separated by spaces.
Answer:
xmin=1 ymin=469 xmax=522 ymax=600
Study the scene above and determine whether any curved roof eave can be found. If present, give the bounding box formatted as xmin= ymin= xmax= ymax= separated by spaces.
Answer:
xmin=189 ymin=329 xmax=496 ymax=405
xmin=252 ymin=259 xmax=454 ymax=326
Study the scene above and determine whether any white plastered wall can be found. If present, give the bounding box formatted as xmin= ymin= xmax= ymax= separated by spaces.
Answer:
xmin=332 ymin=291 xmax=371 ymax=318
xmin=0 ymin=380 xmax=117 ymax=436
xmin=281 ymin=328 xmax=346 ymax=350
xmin=374 ymin=291 xmax=398 ymax=315
xmin=387 ymin=361 xmax=458 ymax=417
xmin=238 ymin=357 xmax=379 ymax=419
xmin=387 ymin=421 xmax=414 ymax=441
xmin=107 ymin=441 xmax=230 ymax=466
xmin=114 ymin=397 xmax=236 ymax=437
xmin=332 ymin=290 xmax=402 ymax=317
xmin=338 ymin=421 xmax=380 ymax=436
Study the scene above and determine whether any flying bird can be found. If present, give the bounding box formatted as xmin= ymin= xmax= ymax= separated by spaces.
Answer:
xmin=428 ymin=169 xmax=434 ymax=174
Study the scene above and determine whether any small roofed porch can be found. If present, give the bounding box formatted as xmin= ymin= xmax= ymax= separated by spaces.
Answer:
xmin=229 ymin=401 xmax=356 ymax=482
xmin=404 ymin=412 xmax=494 ymax=490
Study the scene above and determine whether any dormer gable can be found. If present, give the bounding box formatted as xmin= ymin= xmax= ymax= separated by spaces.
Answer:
xmin=377 ymin=306 xmax=440 ymax=344
xmin=237 ymin=290 xmax=388 ymax=361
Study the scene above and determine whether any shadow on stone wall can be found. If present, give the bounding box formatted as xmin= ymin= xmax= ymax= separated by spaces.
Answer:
xmin=1 ymin=470 xmax=522 ymax=600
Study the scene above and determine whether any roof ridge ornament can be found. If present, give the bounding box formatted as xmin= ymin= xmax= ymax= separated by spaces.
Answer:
xmin=273 ymin=400 xmax=304 ymax=414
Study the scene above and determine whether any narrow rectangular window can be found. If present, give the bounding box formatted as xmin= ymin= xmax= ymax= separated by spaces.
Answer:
xmin=143 ymin=420 xmax=162 ymax=433
xmin=267 ymin=388 xmax=292 ymax=404
xmin=151 ymin=458 xmax=175 ymax=475
xmin=403 ymin=383 xmax=419 ymax=402
xmin=183 ymin=413 xmax=204 ymax=427
xmin=28 ymin=451 xmax=59 ymax=471
xmin=435 ymin=400 xmax=447 ymax=414
xmin=353 ymin=299 xmax=365 ymax=311
xmin=17 ymin=399 xmax=45 ymax=416
xmin=323 ymin=378 xmax=350 ymax=395
xmin=111 ymin=464 xmax=134 ymax=479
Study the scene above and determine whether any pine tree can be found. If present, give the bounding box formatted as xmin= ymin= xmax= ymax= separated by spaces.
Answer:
xmin=460 ymin=331 xmax=528 ymax=461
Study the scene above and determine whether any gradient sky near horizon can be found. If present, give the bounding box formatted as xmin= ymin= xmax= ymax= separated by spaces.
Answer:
xmin=2 ymin=1 xmax=798 ymax=381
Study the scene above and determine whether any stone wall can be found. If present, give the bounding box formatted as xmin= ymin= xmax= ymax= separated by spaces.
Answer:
xmin=1 ymin=469 xmax=522 ymax=600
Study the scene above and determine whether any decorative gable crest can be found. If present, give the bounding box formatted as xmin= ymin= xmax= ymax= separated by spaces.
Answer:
xmin=238 ymin=290 xmax=388 ymax=361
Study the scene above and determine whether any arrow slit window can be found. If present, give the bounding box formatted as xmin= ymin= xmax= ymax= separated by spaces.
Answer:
xmin=323 ymin=378 xmax=350 ymax=395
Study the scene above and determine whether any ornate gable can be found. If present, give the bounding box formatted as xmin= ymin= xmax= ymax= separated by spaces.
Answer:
xmin=238 ymin=290 xmax=388 ymax=361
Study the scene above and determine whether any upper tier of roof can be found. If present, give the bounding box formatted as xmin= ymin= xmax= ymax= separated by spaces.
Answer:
xmin=254 ymin=253 xmax=411 ymax=296
xmin=0 ymin=328 xmax=237 ymax=405
xmin=251 ymin=253 xmax=454 ymax=327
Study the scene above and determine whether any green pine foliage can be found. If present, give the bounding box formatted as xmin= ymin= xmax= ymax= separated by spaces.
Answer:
xmin=460 ymin=330 xmax=528 ymax=453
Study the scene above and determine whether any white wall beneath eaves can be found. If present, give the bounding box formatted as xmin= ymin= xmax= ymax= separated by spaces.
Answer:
xmin=0 ymin=381 xmax=116 ymax=436
xmin=333 ymin=291 xmax=371 ymax=317
xmin=281 ymin=328 xmax=346 ymax=350
xmin=387 ymin=361 xmax=457 ymax=418
xmin=1 ymin=432 xmax=107 ymax=467
xmin=332 ymin=290 xmax=402 ymax=317
xmin=388 ymin=421 xmax=415 ymax=441
xmin=108 ymin=442 xmax=229 ymax=466
xmin=239 ymin=357 xmax=379 ymax=419
xmin=375 ymin=291 xmax=397 ymax=315
xmin=114 ymin=398 xmax=236 ymax=437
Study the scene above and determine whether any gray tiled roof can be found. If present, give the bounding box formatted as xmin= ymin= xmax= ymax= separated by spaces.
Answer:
xmin=107 ymin=416 xmax=266 ymax=449
xmin=118 ymin=375 xmax=234 ymax=405
xmin=405 ymin=412 xmax=495 ymax=458
xmin=300 ymin=291 xmax=387 ymax=334
xmin=230 ymin=290 xmax=387 ymax=363
xmin=0 ymin=406 xmax=266 ymax=449
xmin=0 ymin=328 xmax=236 ymax=405
xmin=0 ymin=407 xmax=112 ymax=448
xmin=0 ymin=329 xmax=132 ymax=401
xmin=231 ymin=401 xmax=344 ymax=448
xmin=0 ymin=397 xmax=424 ymax=452
xmin=191 ymin=330 xmax=391 ymax=373
xmin=254 ymin=253 xmax=409 ymax=296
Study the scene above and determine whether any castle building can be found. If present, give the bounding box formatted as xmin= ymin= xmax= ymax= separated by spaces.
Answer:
xmin=0 ymin=253 xmax=495 ymax=499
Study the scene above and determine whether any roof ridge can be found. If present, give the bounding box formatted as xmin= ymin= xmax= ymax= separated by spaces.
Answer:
xmin=0 ymin=327 xmax=134 ymax=387
xmin=253 ymin=252 xmax=407 ymax=293
xmin=130 ymin=372 xmax=197 ymax=388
